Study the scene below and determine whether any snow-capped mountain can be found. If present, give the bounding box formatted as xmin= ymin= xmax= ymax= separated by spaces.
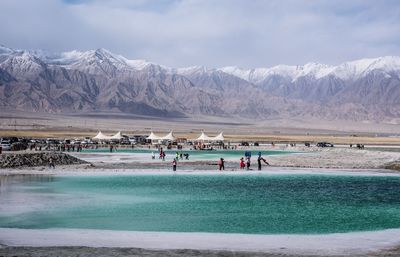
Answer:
xmin=0 ymin=45 xmax=399 ymax=123
xmin=0 ymin=51 xmax=47 ymax=78
xmin=219 ymin=56 xmax=400 ymax=83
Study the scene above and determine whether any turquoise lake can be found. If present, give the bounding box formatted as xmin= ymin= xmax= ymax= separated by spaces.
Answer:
xmin=1 ymin=173 xmax=400 ymax=234
xmin=81 ymin=148 xmax=295 ymax=160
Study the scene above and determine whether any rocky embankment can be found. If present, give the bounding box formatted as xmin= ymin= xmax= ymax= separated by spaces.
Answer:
xmin=0 ymin=152 xmax=87 ymax=168
xmin=385 ymin=162 xmax=400 ymax=171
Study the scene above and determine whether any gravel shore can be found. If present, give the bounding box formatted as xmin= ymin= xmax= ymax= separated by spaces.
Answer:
xmin=0 ymin=246 xmax=385 ymax=257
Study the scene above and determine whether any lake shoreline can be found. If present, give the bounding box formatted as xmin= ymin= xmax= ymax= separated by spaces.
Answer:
xmin=1 ymin=228 xmax=400 ymax=256
xmin=1 ymin=147 xmax=400 ymax=256
xmin=1 ymin=147 xmax=400 ymax=173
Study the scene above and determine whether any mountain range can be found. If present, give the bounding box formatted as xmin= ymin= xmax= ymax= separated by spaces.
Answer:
xmin=0 ymin=45 xmax=399 ymax=124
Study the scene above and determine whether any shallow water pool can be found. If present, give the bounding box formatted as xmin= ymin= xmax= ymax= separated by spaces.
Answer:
xmin=1 ymin=173 xmax=400 ymax=234
xmin=81 ymin=148 xmax=296 ymax=161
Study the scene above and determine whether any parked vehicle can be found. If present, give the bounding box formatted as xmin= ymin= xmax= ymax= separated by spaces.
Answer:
xmin=8 ymin=137 xmax=19 ymax=144
xmin=316 ymin=142 xmax=334 ymax=147
xmin=128 ymin=137 xmax=137 ymax=144
xmin=82 ymin=139 xmax=94 ymax=145
xmin=0 ymin=140 xmax=12 ymax=151
xmin=46 ymin=138 xmax=60 ymax=144
xmin=120 ymin=139 xmax=131 ymax=145
xmin=71 ymin=140 xmax=82 ymax=145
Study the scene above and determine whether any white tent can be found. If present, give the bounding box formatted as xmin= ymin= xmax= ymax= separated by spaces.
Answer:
xmin=147 ymin=132 xmax=162 ymax=140
xmin=93 ymin=131 xmax=111 ymax=140
xmin=210 ymin=132 xmax=224 ymax=141
xmin=110 ymin=131 xmax=123 ymax=140
xmin=196 ymin=131 xmax=212 ymax=141
xmin=147 ymin=131 xmax=177 ymax=142
xmin=196 ymin=131 xmax=224 ymax=141
xmin=161 ymin=131 xmax=176 ymax=141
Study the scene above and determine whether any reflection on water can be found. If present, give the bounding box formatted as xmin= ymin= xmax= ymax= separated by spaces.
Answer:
xmin=0 ymin=175 xmax=56 ymax=193
xmin=1 ymin=173 xmax=400 ymax=234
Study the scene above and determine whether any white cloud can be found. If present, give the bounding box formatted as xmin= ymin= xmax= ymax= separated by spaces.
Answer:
xmin=0 ymin=0 xmax=399 ymax=68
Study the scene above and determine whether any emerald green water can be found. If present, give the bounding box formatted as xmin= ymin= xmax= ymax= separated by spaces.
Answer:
xmin=82 ymin=148 xmax=294 ymax=160
xmin=1 ymin=174 xmax=400 ymax=234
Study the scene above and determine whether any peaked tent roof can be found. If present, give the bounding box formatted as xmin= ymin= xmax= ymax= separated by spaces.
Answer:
xmin=147 ymin=131 xmax=177 ymax=141
xmin=161 ymin=131 xmax=176 ymax=141
xmin=110 ymin=131 xmax=123 ymax=140
xmin=196 ymin=131 xmax=212 ymax=141
xmin=211 ymin=132 xmax=224 ymax=141
xmin=147 ymin=132 xmax=162 ymax=140
xmin=93 ymin=131 xmax=111 ymax=140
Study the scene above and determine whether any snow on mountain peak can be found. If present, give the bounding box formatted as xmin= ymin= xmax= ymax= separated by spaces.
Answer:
xmin=176 ymin=65 xmax=209 ymax=75
xmin=332 ymin=56 xmax=400 ymax=80
xmin=1 ymin=45 xmax=399 ymax=82
xmin=219 ymin=64 xmax=333 ymax=83
xmin=125 ymin=59 xmax=152 ymax=70
xmin=219 ymin=66 xmax=251 ymax=80
xmin=18 ymin=51 xmax=45 ymax=64
xmin=1 ymin=50 xmax=46 ymax=75
xmin=80 ymin=48 xmax=125 ymax=64
xmin=219 ymin=57 xmax=400 ymax=83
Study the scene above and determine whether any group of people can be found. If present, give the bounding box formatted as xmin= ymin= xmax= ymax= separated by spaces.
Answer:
xmin=219 ymin=151 xmax=271 ymax=171
xmin=154 ymin=148 xmax=166 ymax=160
xmin=240 ymin=152 xmax=270 ymax=170
xmin=175 ymin=152 xmax=190 ymax=160
xmin=170 ymin=151 xmax=270 ymax=171
xmin=153 ymin=149 xmax=191 ymax=163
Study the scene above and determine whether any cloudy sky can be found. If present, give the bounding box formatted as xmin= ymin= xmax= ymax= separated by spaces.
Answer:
xmin=1 ymin=0 xmax=399 ymax=68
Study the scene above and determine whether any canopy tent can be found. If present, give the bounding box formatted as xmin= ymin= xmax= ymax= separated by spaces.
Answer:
xmin=147 ymin=132 xmax=162 ymax=140
xmin=210 ymin=132 xmax=224 ymax=141
xmin=195 ymin=132 xmax=224 ymax=141
xmin=147 ymin=131 xmax=177 ymax=142
xmin=110 ymin=131 xmax=123 ymax=140
xmin=161 ymin=131 xmax=176 ymax=141
xmin=196 ymin=132 xmax=212 ymax=141
xmin=92 ymin=131 xmax=112 ymax=140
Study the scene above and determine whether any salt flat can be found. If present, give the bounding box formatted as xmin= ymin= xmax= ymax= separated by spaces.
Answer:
xmin=1 ymin=228 xmax=400 ymax=256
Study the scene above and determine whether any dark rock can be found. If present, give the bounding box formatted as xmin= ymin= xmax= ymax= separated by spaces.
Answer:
xmin=0 ymin=152 xmax=87 ymax=168
xmin=384 ymin=162 xmax=400 ymax=171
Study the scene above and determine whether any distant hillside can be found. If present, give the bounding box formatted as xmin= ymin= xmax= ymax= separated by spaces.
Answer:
xmin=0 ymin=45 xmax=399 ymax=124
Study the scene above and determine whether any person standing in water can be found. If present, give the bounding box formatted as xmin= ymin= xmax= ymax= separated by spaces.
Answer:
xmin=240 ymin=157 xmax=245 ymax=170
xmin=246 ymin=157 xmax=251 ymax=170
xmin=172 ymin=158 xmax=177 ymax=171
xmin=257 ymin=155 xmax=270 ymax=170
xmin=218 ymin=158 xmax=225 ymax=171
